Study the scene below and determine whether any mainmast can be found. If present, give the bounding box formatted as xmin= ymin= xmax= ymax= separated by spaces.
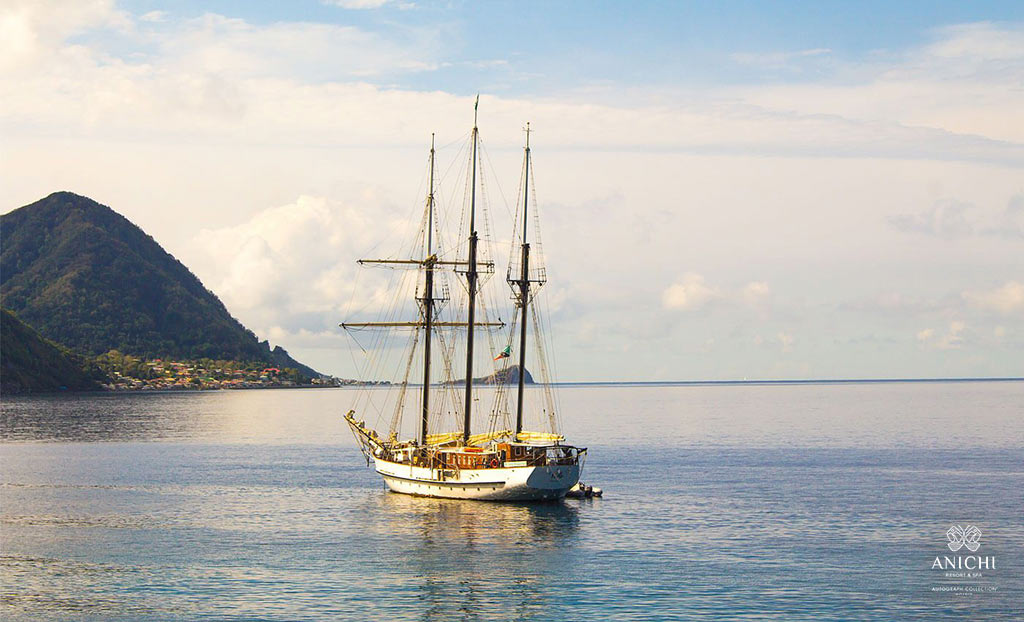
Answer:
xmin=514 ymin=123 xmax=532 ymax=435
xmin=462 ymin=95 xmax=480 ymax=446
xmin=419 ymin=133 xmax=436 ymax=446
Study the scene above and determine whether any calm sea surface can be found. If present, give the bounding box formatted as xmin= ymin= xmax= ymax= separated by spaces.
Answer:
xmin=2 ymin=382 xmax=1022 ymax=621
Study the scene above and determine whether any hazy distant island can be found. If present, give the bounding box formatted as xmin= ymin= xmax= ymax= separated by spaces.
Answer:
xmin=444 ymin=365 xmax=535 ymax=386
xmin=0 ymin=192 xmax=369 ymax=395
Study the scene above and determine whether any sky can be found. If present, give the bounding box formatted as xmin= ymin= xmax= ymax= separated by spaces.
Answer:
xmin=1 ymin=0 xmax=1022 ymax=381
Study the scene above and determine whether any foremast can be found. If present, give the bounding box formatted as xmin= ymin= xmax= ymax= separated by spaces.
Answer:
xmin=341 ymin=121 xmax=500 ymax=447
xmin=344 ymin=135 xmax=441 ymax=447
xmin=341 ymin=97 xmax=507 ymax=451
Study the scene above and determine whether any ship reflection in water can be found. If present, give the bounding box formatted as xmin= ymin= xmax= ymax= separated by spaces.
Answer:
xmin=359 ymin=493 xmax=583 ymax=622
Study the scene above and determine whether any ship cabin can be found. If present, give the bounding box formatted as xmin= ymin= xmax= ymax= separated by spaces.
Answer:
xmin=344 ymin=414 xmax=585 ymax=471
xmin=390 ymin=442 xmax=584 ymax=470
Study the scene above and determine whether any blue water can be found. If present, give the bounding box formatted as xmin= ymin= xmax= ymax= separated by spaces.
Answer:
xmin=2 ymin=383 xmax=1022 ymax=620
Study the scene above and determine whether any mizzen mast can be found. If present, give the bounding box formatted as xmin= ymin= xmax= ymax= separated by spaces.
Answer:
xmin=462 ymin=95 xmax=481 ymax=446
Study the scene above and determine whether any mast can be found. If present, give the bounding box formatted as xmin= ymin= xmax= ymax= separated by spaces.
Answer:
xmin=420 ymin=133 xmax=436 ymax=446
xmin=514 ymin=123 xmax=531 ymax=436
xmin=462 ymin=96 xmax=480 ymax=446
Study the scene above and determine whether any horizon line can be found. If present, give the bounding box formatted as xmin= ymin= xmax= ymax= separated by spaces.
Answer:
xmin=348 ymin=376 xmax=1023 ymax=386
xmin=548 ymin=377 xmax=1024 ymax=386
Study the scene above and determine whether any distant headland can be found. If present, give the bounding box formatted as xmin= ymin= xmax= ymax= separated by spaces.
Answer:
xmin=0 ymin=192 xmax=336 ymax=394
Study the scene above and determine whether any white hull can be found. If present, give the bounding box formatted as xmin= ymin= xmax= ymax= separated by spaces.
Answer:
xmin=373 ymin=457 xmax=580 ymax=501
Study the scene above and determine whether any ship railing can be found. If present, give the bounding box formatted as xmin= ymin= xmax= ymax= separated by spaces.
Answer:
xmin=542 ymin=446 xmax=586 ymax=466
xmin=343 ymin=410 xmax=382 ymax=465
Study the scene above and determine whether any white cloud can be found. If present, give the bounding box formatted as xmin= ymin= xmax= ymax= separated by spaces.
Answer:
xmin=730 ymin=22 xmax=1024 ymax=145
xmin=3 ymin=7 xmax=1022 ymax=157
xmin=662 ymin=273 xmax=720 ymax=311
xmin=2 ymin=7 xmax=1023 ymax=379
xmin=0 ymin=0 xmax=130 ymax=72
xmin=741 ymin=281 xmax=771 ymax=306
xmin=890 ymin=195 xmax=1024 ymax=240
xmin=731 ymin=47 xmax=831 ymax=69
xmin=925 ymin=21 xmax=1024 ymax=62
xmin=889 ymin=199 xmax=975 ymax=239
xmin=187 ymin=194 xmax=412 ymax=337
xmin=3 ymin=10 xmax=1024 ymax=164
xmin=985 ymin=195 xmax=1024 ymax=239
xmin=322 ymin=0 xmax=398 ymax=8
xmin=963 ymin=281 xmax=1024 ymax=314
xmin=663 ymin=277 xmax=771 ymax=312
xmin=939 ymin=320 xmax=966 ymax=349
xmin=140 ymin=10 xmax=167 ymax=23
xmin=154 ymin=13 xmax=439 ymax=81
xmin=919 ymin=321 xmax=967 ymax=349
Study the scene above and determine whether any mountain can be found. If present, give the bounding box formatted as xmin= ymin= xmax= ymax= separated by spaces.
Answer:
xmin=1 ymin=192 xmax=319 ymax=378
xmin=1 ymin=308 xmax=105 ymax=394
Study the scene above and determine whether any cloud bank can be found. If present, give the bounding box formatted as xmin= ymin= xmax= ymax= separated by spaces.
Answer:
xmin=2 ymin=2 xmax=1022 ymax=379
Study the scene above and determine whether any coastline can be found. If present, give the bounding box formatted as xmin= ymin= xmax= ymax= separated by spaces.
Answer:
xmin=5 ymin=376 xmax=1020 ymax=398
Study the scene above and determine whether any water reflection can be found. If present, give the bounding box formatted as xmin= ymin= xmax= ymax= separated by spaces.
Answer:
xmin=357 ymin=493 xmax=581 ymax=621
xmin=2 ymin=393 xmax=226 ymax=442
xmin=0 ymin=390 xmax=352 ymax=444
xmin=378 ymin=492 xmax=581 ymax=542
xmin=5 ymin=382 xmax=1023 ymax=448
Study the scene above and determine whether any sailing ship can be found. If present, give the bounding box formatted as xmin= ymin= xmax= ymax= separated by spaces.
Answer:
xmin=342 ymin=100 xmax=586 ymax=501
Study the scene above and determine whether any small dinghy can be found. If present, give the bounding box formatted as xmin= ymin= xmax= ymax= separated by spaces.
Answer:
xmin=565 ymin=482 xmax=602 ymax=499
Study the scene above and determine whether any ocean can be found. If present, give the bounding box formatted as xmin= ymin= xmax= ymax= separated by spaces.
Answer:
xmin=2 ymin=382 xmax=1022 ymax=620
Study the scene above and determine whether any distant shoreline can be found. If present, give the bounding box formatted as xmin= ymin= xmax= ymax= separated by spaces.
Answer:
xmin=361 ymin=377 xmax=1024 ymax=387
xmin=5 ymin=377 xmax=1020 ymax=397
xmin=551 ymin=377 xmax=1024 ymax=387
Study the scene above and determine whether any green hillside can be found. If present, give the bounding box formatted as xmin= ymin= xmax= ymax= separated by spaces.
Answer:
xmin=1 ymin=308 xmax=105 ymax=394
xmin=1 ymin=192 xmax=319 ymax=378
